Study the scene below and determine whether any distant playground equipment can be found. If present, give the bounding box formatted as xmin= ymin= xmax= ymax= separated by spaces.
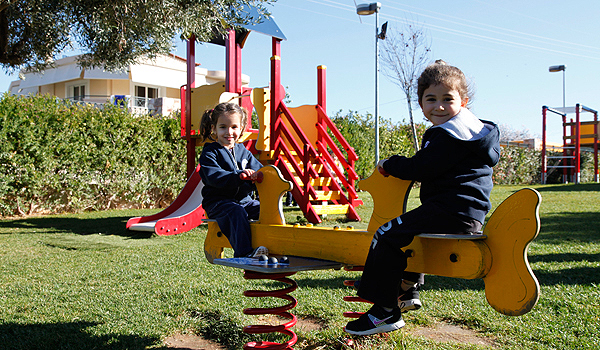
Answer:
xmin=206 ymin=165 xmax=541 ymax=348
xmin=542 ymin=104 xmax=599 ymax=184
xmin=126 ymin=11 xmax=541 ymax=349
xmin=127 ymin=9 xmax=362 ymax=235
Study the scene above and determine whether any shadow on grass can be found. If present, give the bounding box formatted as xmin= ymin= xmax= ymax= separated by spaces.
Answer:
xmin=535 ymin=183 xmax=600 ymax=192
xmin=0 ymin=215 xmax=152 ymax=238
xmin=0 ymin=321 xmax=167 ymax=350
xmin=422 ymin=266 xmax=599 ymax=292
xmin=533 ymin=266 xmax=599 ymax=286
xmin=530 ymin=252 xmax=600 ymax=264
xmin=537 ymin=211 xmax=600 ymax=243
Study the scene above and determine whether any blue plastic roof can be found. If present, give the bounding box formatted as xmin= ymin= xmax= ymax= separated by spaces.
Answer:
xmin=239 ymin=4 xmax=286 ymax=40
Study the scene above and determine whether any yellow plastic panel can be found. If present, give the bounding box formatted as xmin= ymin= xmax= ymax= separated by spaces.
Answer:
xmin=482 ymin=188 xmax=541 ymax=315
xmin=204 ymin=221 xmax=231 ymax=263
xmin=580 ymin=123 xmax=599 ymax=146
xmin=285 ymin=105 xmax=318 ymax=149
xmin=254 ymin=165 xmax=293 ymax=225
xmin=252 ymin=88 xmax=271 ymax=152
xmin=190 ymin=83 xmax=226 ymax=133
xmin=358 ymin=168 xmax=413 ymax=232
xmin=251 ymin=224 xmax=372 ymax=265
xmin=405 ymin=237 xmax=491 ymax=279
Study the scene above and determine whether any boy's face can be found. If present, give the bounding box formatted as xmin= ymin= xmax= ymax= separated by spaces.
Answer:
xmin=419 ymin=84 xmax=468 ymax=126
xmin=212 ymin=112 xmax=242 ymax=149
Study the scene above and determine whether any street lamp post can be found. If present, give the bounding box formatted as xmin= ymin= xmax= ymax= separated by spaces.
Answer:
xmin=549 ymin=64 xmax=567 ymax=182
xmin=549 ymin=64 xmax=566 ymax=112
xmin=357 ymin=2 xmax=382 ymax=164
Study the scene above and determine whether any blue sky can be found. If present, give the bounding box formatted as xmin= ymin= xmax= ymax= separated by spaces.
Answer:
xmin=2 ymin=0 xmax=599 ymax=143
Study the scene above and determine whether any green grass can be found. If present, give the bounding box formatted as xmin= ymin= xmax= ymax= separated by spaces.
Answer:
xmin=1 ymin=184 xmax=599 ymax=349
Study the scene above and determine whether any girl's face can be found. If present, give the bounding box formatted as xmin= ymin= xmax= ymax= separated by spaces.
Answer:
xmin=212 ymin=112 xmax=243 ymax=149
xmin=419 ymin=84 xmax=468 ymax=126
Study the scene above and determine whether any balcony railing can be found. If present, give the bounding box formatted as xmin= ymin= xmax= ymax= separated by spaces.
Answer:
xmin=62 ymin=95 xmax=181 ymax=116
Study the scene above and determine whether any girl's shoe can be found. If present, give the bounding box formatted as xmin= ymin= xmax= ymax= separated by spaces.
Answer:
xmin=247 ymin=246 xmax=269 ymax=258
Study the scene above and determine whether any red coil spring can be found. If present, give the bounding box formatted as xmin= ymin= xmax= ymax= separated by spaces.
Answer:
xmin=242 ymin=270 xmax=299 ymax=350
xmin=342 ymin=266 xmax=372 ymax=318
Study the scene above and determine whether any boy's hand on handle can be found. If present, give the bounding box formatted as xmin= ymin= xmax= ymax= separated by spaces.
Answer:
xmin=240 ymin=170 xmax=263 ymax=183
xmin=377 ymin=159 xmax=389 ymax=177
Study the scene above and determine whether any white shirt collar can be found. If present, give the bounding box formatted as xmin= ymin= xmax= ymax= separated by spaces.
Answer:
xmin=435 ymin=108 xmax=492 ymax=141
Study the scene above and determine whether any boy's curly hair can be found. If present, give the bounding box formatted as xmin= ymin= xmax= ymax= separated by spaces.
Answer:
xmin=417 ymin=59 xmax=472 ymax=106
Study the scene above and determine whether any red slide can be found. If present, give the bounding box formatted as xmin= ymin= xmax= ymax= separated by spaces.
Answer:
xmin=126 ymin=165 xmax=207 ymax=236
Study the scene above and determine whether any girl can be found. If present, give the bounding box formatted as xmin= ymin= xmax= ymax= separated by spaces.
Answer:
xmin=198 ymin=102 xmax=267 ymax=258
xmin=345 ymin=60 xmax=500 ymax=335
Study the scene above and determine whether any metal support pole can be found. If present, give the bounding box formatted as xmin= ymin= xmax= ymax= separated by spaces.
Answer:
xmin=595 ymin=112 xmax=599 ymax=182
xmin=375 ymin=10 xmax=380 ymax=164
xmin=185 ymin=35 xmax=196 ymax=179
xmin=542 ymin=106 xmax=547 ymax=184
xmin=575 ymin=104 xmax=581 ymax=183
xmin=562 ymin=69 xmax=566 ymax=112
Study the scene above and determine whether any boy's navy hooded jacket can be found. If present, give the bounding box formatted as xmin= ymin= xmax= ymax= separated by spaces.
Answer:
xmin=382 ymin=108 xmax=500 ymax=225
xmin=199 ymin=142 xmax=263 ymax=208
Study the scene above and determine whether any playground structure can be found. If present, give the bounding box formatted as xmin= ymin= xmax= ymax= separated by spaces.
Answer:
xmin=126 ymin=11 xmax=542 ymax=349
xmin=206 ymin=165 xmax=541 ymax=349
xmin=542 ymin=104 xmax=599 ymax=184
xmin=127 ymin=12 xmax=362 ymax=235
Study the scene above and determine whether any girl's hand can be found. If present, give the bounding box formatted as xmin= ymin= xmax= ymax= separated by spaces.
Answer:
xmin=377 ymin=159 xmax=390 ymax=177
xmin=242 ymin=169 xmax=255 ymax=177
xmin=239 ymin=169 xmax=263 ymax=183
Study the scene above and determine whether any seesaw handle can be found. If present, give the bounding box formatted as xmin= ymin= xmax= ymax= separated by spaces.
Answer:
xmin=378 ymin=167 xmax=390 ymax=177
xmin=240 ymin=171 xmax=264 ymax=183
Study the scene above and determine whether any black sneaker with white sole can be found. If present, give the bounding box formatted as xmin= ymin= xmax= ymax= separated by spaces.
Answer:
xmin=246 ymin=246 xmax=269 ymax=258
xmin=349 ymin=280 xmax=422 ymax=313
xmin=344 ymin=305 xmax=405 ymax=336
xmin=398 ymin=284 xmax=422 ymax=312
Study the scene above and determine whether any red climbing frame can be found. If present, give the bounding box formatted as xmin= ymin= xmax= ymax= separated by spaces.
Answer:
xmin=542 ymin=104 xmax=598 ymax=184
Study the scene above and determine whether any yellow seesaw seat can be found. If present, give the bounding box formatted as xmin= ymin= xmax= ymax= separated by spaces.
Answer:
xmin=204 ymin=165 xmax=541 ymax=316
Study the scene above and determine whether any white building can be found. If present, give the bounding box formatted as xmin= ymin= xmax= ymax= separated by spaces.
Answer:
xmin=8 ymin=54 xmax=249 ymax=116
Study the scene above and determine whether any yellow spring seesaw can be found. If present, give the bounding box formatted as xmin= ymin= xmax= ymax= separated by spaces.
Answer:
xmin=204 ymin=165 xmax=541 ymax=316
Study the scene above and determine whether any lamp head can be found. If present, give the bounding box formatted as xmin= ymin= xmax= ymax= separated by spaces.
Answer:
xmin=549 ymin=65 xmax=566 ymax=72
xmin=356 ymin=2 xmax=381 ymax=15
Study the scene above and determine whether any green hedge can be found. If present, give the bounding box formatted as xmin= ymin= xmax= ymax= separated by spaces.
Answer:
xmin=332 ymin=110 xmax=598 ymax=186
xmin=0 ymin=93 xmax=186 ymax=217
xmin=493 ymin=145 xmax=541 ymax=185
xmin=331 ymin=110 xmax=427 ymax=180
xmin=1 ymin=94 xmax=595 ymax=217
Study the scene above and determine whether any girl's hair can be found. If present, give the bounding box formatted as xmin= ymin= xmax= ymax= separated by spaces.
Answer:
xmin=417 ymin=59 xmax=472 ymax=106
xmin=199 ymin=102 xmax=249 ymax=142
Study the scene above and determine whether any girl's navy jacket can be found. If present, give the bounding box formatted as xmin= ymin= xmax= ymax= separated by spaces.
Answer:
xmin=199 ymin=142 xmax=263 ymax=208
xmin=382 ymin=109 xmax=501 ymax=225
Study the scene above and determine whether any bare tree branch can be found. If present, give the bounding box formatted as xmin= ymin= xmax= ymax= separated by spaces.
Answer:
xmin=380 ymin=20 xmax=431 ymax=152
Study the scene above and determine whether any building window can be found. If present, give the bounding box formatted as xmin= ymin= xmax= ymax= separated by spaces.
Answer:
xmin=134 ymin=85 xmax=158 ymax=108
xmin=71 ymin=84 xmax=86 ymax=101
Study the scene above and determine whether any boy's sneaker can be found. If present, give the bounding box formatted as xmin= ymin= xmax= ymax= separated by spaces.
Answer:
xmin=348 ymin=280 xmax=421 ymax=313
xmin=344 ymin=305 xmax=405 ymax=336
xmin=247 ymin=246 xmax=269 ymax=258
xmin=398 ymin=284 xmax=422 ymax=312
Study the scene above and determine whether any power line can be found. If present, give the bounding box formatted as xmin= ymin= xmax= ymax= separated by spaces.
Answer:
xmin=384 ymin=0 xmax=600 ymax=53
xmin=285 ymin=0 xmax=600 ymax=61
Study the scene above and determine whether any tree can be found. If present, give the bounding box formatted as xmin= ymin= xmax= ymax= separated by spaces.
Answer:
xmin=380 ymin=20 xmax=431 ymax=152
xmin=0 ymin=0 xmax=273 ymax=72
